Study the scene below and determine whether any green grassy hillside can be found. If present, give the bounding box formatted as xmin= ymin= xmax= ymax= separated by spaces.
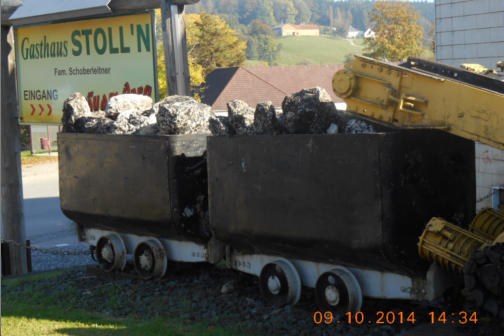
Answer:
xmin=275 ymin=36 xmax=364 ymax=65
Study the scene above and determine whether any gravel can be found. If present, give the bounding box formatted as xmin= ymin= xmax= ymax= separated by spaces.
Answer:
xmin=29 ymin=242 xmax=94 ymax=273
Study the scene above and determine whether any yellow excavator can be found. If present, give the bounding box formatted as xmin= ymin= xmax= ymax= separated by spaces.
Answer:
xmin=332 ymin=55 xmax=504 ymax=318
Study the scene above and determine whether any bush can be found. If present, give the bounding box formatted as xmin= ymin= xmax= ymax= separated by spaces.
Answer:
xmin=20 ymin=125 xmax=31 ymax=150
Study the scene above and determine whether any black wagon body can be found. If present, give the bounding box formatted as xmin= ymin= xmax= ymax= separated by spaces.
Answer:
xmin=207 ymin=131 xmax=475 ymax=275
xmin=58 ymin=133 xmax=209 ymax=243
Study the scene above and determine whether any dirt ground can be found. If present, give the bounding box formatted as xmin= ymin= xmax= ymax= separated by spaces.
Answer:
xmin=6 ymin=263 xmax=500 ymax=336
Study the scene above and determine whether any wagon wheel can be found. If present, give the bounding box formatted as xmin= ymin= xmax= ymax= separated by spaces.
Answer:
xmin=315 ymin=266 xmax=362 ymax=313
xmin=259 ymin=259 xmax=302 ymax=306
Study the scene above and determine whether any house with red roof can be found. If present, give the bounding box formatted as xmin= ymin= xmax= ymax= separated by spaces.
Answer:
xmin=200 ymin=64 xmax=345 ymax=112
xmin=273 ymin=24 xmax=320 ymax=37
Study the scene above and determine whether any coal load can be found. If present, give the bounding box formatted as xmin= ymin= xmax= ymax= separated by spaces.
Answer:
xmin=62 ymin=93 xmax=219 ymax=136
xmin=62 ymin=93 xmax=157 ymax=135
xmin=209 ymin=87 xmax=381 ymax=136
xmin=62 ymin=88 xmax=382 ymax=137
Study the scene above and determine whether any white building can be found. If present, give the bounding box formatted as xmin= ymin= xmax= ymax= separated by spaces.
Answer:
xmin=364 ymin=28 xmax=375 ymax=39
xmin=346 ymin=26 xmax=361 ymax=39
xmin=435 ymin=0 xmax=504 ymax=210
xmin=436 ymin=0 xmax=504 ymax=68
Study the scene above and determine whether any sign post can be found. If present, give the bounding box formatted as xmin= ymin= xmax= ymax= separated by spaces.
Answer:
xmin=15 ymin=12 xmax=157 ymax=123
xmin=1 ymin=24 xmax=28 ymax=275
xmin=161 ymin=1 xmax=191 ymax=96
xmin=1 ymin=1 xmax=199 ymax=275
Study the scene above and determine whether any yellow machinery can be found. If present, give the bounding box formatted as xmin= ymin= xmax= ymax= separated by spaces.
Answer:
xmin=332 ymin=55 xmax=504 ymax=317
xmin=460 ymin=63 xmax=499 ymax=76
xmin=418 ymin=217 xmax=491 ymax=272
xmin=469 ymin=208 xmax=504 ymax=241
xmin=418 ymin=214 xmax=504 ymax=272
xmin=332 ymin=55 xmax=504 ymax=150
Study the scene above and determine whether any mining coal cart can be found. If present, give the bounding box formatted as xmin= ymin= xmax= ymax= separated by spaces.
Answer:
xmin=59 ymin=127 xmax=474 ymax=312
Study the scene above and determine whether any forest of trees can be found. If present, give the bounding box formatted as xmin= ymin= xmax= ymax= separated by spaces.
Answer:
xmin=187 ymin=0 xmax=434 ymax=34
xmin=186 ymin=0 xmax=434 ymax=65
xmin=172 ymin=1 xmax=435 ymax=94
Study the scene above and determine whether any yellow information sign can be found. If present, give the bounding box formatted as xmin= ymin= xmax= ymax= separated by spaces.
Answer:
xmin=15 ymin=12 xmax=156 ymax=124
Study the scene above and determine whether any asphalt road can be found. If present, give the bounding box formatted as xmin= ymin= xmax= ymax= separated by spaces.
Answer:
xmin=22 ymin=160 xmax=80 ymax=249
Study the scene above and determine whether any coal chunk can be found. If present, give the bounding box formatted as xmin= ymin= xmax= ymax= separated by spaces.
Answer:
xmin=344 ymin=119 xmax=376 ymax=134
xmin=156 ymin=96 xmax=214 ymax=135
xmin=134 ymin=124 xmax=159 ymax=136
xmin=62 ymin=93 xmax=93 ymax=132
xmin=74 ymin=116 xmax=115 ymax=134
xmin=253 ymin=102 xmax=282 ymax=135
xmin=209 ymin=116 xmax=229 ymax=136
xmin=227 ymin=100 xmax=254 ymax=135
xmin=110 ymin=109 xmax=157 ymax=135
xmin=309 ymin=102 xmax=340 ymax=134
xmin=326 ymin=123 xmax=338 ymax=134
xmin=106 ymin=94 xmax=153 ymax=120
xmin=280 ymin=87 xmax=333 ymax=134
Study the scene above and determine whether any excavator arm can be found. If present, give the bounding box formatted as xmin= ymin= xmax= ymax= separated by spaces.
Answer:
xmin=332 ymin=55 xmax=504 ymax=150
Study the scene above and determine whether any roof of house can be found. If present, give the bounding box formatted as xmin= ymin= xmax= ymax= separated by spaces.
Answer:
xmin=293 ymin=24 xmax=319 ymax=30
xmin=201 ymin=64 xmax=345 ymax=111
xmin=278 ymin=24 xmax=319 ymax=30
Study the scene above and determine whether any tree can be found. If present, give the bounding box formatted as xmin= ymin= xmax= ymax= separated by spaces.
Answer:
xmin=155 ymin=9 xmax=205 ymax=99
xmin=429 ymin=22 xmax=435 ymax=53
xmin=249 ymin=18 xmax=274 ymax=36
xmin=187 ymin=11 xmax=246 ymax=78
xmin=238 ymin=0 xmax=258 ymax=24
xmin=247 ymin=19 xmax=279 ymax=64
xmin=237 ymin=0 xmax=276 ymax=26
xmin=155 ymin=10 xmax=245 ymax=99
xmin=364 ymin=1 xmax=424 ymax=62
xmin=273 ymin=0 xmax=298 ymax=24
xmin=255 ymin=34 xmax=279 ymax=64
xmin=292 ymin=0 xmax=311 ymax=23
xmin=20 ymin=125 xmax=31 ymax=150
xmin=251 ymin=0 xmax=277 ymax=26
xmin=156 ymin=41 xmax=204 ymax=100
xmin=334 ymin=7 xmax=352 ymax=36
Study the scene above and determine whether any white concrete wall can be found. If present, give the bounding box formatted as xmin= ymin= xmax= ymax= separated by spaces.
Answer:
xmin=436 ymin=0 xmax=504 ymax=68
xmin=475 ymin=143 xmax=504 ymax=210
xmin=436 ymin=0 xmax=504 ymax=210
